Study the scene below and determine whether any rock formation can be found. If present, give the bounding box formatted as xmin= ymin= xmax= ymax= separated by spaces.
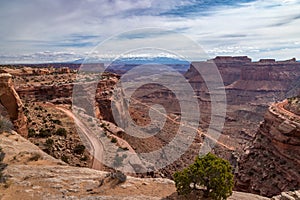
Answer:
xmin=0 ymin=73 xmax=27 ymax=137
xmin=16 ymin=83 xmax=73 ymax=103
xmin=236 ymin=100 xmax=300 ymax=197
xmin=186 ymin=56 xmax=300 ymax=105
xmin=184 ymin=57 xmax=300 ymax=157
xmin=226 ymin=59 xmax=300 ymax=104
xmin=0 ymin=130 xmax=290 ymax=200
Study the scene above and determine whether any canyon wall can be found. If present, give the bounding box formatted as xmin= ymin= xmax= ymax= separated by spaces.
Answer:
xmin=185 ymin=57 xmax=300 ymax=147
xmin=235 ymin=100 xmax=300 ymax=197
xmin=17 ymin=84 xmax=73 ymax=103
xmin=186 ymin=56 xmax=300 ymax=105
xmin=226 ymin=60 xmax=300 ymax=105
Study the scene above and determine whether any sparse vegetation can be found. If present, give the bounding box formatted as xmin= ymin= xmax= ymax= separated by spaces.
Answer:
xmin=111 ymin=137 xmax=117 ymax=143
xmin=174 ymin=153 xmax=234 ymax=200
xmin=80 ymin=155 xmax=89 ymax=161
xmin=122 ymin=147 xmax=129 ymax=151
xmin=28 ymin=128 xmax=36 ymax=137
xmin=55 ymin=128 xmax=67 ymax=137
xmin=45 ymin=138 xmax=54 ymax=146
xmin=61 ymin=155 xmax=69 ymax=163
xmin=28 ymin=153 xmax=41 ymax=162
xmin=100 ymin=123 xmax=106 ymax=128
xmin=38 ymin=128 xmax=52 ymax=138
xmin=117 ymin=147 xmax=129 ymax=152
xmin=73 ymin=144 xmax=85 ymax=154
xmin=51 ymin=119 xmax=62 ymax=125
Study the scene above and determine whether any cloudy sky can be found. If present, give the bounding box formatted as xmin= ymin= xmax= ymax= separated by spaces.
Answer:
xmin=0 ymin=0 xmax=299 ymax=63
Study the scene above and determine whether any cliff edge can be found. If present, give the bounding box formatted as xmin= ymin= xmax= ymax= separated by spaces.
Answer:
xmin=236 ymin=99 xmax=300 ymax=197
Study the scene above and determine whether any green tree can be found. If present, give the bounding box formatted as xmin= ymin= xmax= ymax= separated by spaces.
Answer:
xmin=174 ymin=153 xmax=234 ymax=200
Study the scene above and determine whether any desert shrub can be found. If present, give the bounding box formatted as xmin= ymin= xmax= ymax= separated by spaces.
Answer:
xmin=100 ymin=123 xmax=106 ymax=128
xmin=80 ymin=155 xmax=89 ymax=161
xmin=39 ymin=128 xmax=52 ymax=137
xmin=28 ymin=128 xmax=36 ymax=137
xmin=174 ymin=153 xmax=234 ymax=200
xmin=55 ymin=128 xmax=67 ymax=137
xmin=23 ymin=107 xmax=29 ymax=115
xmin=28 ymin=153 xmax=41 ymax=161
xmin=73 ymin=144 xmax=85 ymax=154
xmin=51 ymin=119 xmax=62 ymax=125
xmin=42 ymin=117 xmax=47 ymax=123
xmin=111 ymin=137 xmax=117 ymax=143
xmin=122 ymin=147 xmax=129 ymax=151
xmin=61 ymin=155 xmax=69 ymax=163
xmin=45 ymin=138 xmax=54 ymax=146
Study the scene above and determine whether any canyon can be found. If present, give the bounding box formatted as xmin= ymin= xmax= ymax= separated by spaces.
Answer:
xmin=0 ymin=56 xmax=299 ymax=198
xmin=236 ymin=98 xmax=300 ymax=197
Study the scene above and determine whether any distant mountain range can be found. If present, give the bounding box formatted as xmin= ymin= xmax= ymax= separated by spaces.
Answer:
xmin=72 ymin=56 xmax=190 ymax=65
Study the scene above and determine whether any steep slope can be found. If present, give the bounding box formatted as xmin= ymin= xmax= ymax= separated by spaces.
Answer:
xmin=184 ymin=57 xmax=300 ymax=161
xmin=0 ymin=131 xmax=175 ymax=199
xmin=236 ymin=99 xmax=300 ymax=197
xmin=0 ymin=130 xmax=277 ymax=200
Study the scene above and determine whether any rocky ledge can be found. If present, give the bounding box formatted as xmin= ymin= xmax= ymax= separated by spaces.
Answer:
xmin=0 ymin=130 xmax=280 ymax=200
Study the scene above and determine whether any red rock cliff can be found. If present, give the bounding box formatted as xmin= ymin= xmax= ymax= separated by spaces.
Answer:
xmin=236 ymin=100 xmax=300 ymax=197
xmin=0 ymin=73 xmax=28 ymax=137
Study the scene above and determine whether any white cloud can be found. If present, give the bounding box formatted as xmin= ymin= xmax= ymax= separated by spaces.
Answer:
xmin=0 ymin=0 xmax=299 ymax=63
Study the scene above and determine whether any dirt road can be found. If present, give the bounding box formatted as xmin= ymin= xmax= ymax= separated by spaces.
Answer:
xmin=131 ymin=97 xmax=235 ymax=150
xmin=275 ymin=100 xmax=300 ymax=120
xmin=56 ymin=107 xmax=104 ymax=170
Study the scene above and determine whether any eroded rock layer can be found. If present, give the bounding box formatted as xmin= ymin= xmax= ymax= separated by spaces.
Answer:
xmin=236 ymin=100 xmax=300 ymax=197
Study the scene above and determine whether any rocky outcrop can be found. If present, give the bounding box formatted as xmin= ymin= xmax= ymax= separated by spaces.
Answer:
xmin=95 ymin=74 xmax=122 ymax=123
xmin=16 ymin=83 xmax=73 ymax=103
xmin=186 ymin=56 xmax=300 ymax=105
xmin=184 ymin=57 xmax=300 ymax=160
xmin=0 ymin=130 xmax=291 ymax=200
xmin=210 ymin=56 xmax=252 ymax=63
xmin=0 ymin=73 xmax=27 ymax=137
xmin=271 ymin=191 xmax=300 ymax=200
xmin=236 ymin=100 xmax=300 ymax=197
xmin=0 ymin=131 xmax=176 ymax=200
